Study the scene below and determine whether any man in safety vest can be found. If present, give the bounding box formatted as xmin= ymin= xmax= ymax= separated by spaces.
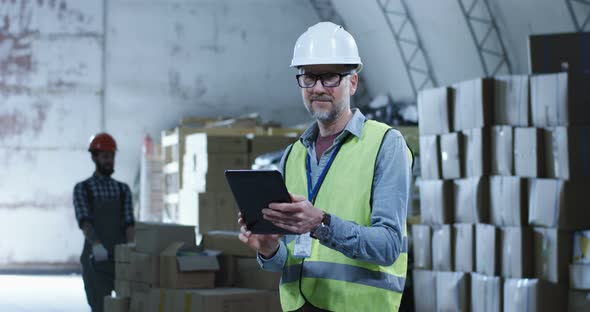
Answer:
xmin=73 ymin=133 xmax=135 ymax=312
xmin=238 ymin=22 xmax=412 ymax=311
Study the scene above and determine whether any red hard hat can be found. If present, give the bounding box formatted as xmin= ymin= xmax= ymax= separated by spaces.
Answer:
xmin=88 ymin=133 xmax=117 ymax=152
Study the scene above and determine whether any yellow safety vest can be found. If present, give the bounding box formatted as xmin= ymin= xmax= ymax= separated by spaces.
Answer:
xmin=280 ymin=120 xmax=409 ymax=312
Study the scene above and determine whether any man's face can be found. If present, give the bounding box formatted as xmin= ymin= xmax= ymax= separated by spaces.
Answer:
xmin=300 ymin=64 xmax=358 ymax=123
xmin=93 ymin=151 xmax=115 ymax=176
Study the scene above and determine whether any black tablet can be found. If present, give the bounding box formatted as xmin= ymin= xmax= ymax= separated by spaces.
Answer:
xmin=224 ymin=170 xmax=296 ymax=235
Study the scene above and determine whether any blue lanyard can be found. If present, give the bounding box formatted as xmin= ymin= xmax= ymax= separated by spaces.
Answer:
xmin=306 ymin=140 xmax=345 ymax=203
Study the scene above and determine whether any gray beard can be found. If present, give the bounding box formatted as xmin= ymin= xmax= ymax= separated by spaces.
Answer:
xmin=307 ymin=101 xmax=346 ymax=123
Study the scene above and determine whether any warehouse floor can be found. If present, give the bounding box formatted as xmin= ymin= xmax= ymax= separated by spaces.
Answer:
xmin=0 ymin=274 xmax=88 ymax=311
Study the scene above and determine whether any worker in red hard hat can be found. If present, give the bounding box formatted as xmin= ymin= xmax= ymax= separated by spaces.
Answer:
xmin=73 ymin=133 xmax=135 ymax=312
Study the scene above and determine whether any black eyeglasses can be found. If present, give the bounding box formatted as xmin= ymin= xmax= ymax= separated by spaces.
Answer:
xmin=296 ymin=72 xmax=352 ymax=88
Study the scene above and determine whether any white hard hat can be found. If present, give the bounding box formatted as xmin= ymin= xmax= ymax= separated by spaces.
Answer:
xmin=290 ymin=22 xmax=363 ymax=72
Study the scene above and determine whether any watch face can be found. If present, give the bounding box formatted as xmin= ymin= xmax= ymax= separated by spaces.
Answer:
xmin=314 ymin=224 xmax=331 ymax=240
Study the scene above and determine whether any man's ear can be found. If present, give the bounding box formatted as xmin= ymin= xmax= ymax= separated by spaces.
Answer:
xmin=349 ymin=73 xmax=358 ymax=95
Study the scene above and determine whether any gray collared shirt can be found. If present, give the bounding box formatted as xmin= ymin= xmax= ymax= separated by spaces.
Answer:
xmin=257 ymin=109 xmax=411 ymax=270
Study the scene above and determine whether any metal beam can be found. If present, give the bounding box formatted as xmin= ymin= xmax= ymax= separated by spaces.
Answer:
xmin=376 ymin=0 xmax=437 ymax=96
xmin=457 ymin=0 xmax=512 ymax=76
xmin=308 ymin=0 xmax=372 ymax=107
xmin=565 ymin=0 xmax=590 ymax=31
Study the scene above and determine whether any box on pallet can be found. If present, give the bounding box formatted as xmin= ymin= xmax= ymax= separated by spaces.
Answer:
xmin=198 ymin=192 xmax=240 ymax=233
xmin=157 ymin=288 xmax=272 ymax=312
xmin=452 ymin=78 xmax=494 ymax=130
xmin=544 ymin=126 xmax=590 ymax=181
xmin=129 ymin=251 xmax=159 ymax=285
xmin=528 ymin=179 xmax=590 ymax=229
xmin=462 ymin=128 xmax=490 ymax=177
xmin=494 ymin=75 xmax=529 ymax=126
xmin=432 ymin=225 xmax=455 ymax=271
xmin=503 ymin=278 xmax=567 ymax=312
xmin=454 ymin=224 xmax=474 ymax=273
xmin=411 ymin=224 xmax=432 ymax=269
xmin=533 ymin=227 xmax=573 ymax=284
xmin=134 ymin=222 xmax=195 ymax=254
xmin=436 ymin=271 xmax=470 ymax=312
xmin=159 ymin=242 xmax=219 ymax=289
xmin=419 ymin=180 xmax=453 ymax=225
xmin=514 ymin=127 xmax=544 ymax=177
xmin=476 ymin=224 xmax=501 ymax=276
xmin=412 ymin=270 xmax=436 ymax=312
xmin=440 ymin=132 xmax=462 ymax=179
xmin=471 ymin=273 xmax=501 ymax=312
xmin=419 ymin=135 xmax=441 ymax=180
xmin=501 ymin=227 xmax=534 ymax=278
xmin=490 ymin=176 xmax=527 ymax=226
xmin=491 ymin=126 xmax=513 ymax=176
xmin=417 ymin=86 xmax=452 ymax=135
xmin=453 ymin=177 xmax=490 ymax=224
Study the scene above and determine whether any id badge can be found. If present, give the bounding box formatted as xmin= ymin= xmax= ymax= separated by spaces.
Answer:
xmin=293 ymin=233 xmax=312 ymax=258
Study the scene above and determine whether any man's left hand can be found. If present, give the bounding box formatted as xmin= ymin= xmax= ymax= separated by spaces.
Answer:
xmin=263 ymin=193 xmax=324 ymax=234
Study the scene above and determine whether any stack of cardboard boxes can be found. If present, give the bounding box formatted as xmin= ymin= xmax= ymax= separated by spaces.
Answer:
xmin=413 ymin=31 xmax=590 ymax=312
xmin=139 ymin=140 xmax=165 ymax=222
xmin=106 ymin=222 xmax=281 ymax=312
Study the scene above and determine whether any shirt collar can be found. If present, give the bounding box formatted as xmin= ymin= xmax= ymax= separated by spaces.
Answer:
xmin=299 ymin=109 xmax=366 ymax=148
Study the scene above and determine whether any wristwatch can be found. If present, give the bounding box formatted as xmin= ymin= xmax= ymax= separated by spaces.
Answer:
xmin=311 ymin=212 xmax=331 ymax=240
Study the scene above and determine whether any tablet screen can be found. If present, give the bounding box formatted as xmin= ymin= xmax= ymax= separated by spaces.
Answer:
xmin=224 ymin=170 xmax=296 ymax=234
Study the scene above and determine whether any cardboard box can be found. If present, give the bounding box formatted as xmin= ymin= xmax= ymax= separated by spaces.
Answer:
xmin=115 ymin=243 xmax=135 ymax=263
xmin=476 ymin=224 xmax=501 ymax=276
xmin=198 ymin=192 xmax=240 ymax=233
xmin=528 ymin=32 xmax=590 ymax=75
xmin=570 ymin=264 xmax=590 ymax=290
xmin=129 ymin=252 xmax=159 ymax=285
xmin=452 ymin=78 xmax=494 ymax=130
xmin=170 ymin=288 xmax=270 ymax=312
xmin=490 ymin=176 xmax=527 ymax=226
xmin=462 ymin=128 xmax=490 ymax=177
xmin=471 ymin=273 xmax=502 ymax=312
xmin=494 ymin=75 xmax=529 ymax=126
xmin=417 ymin=86 xmax=452 ymax=135
xmin=440 ymin=132 xmax=463 ymax=179
xmin=454 ymin=224 xmax=475 ymax=272
xmin=202 ymin=231 xmax=257 ymax=257
xmin=569 ymin=290 xmax=590 ymax=312
xmin=436 ymin=271 xmax=470 ymax=312
xmin=530 ymin=72 xmax=590 ymax=126
xmin=115 ymin=279 xmax=130 ymax=297
xmin=574 ymin=231 xmax=590 ymax=264
xmin=501 ymin=227 xmax=534 ymax=278
xmin=419 ymin=135 xmax=441 ymax=180
xmin=533 ymin=227 xmax=573 ymax=284
xmin=528 ymin=179 xmax=590 ymax=229
xmin=419 ymin=180 xmax=453 ymax=225
xmin=104 ymin=296 xmax=130 ymax=312
xmin=412 ymin=270 xmax=437 ymax=312
xmin=235 ymin=257 xmax=281 ymax=290
xmin=115 ymin=262 xmax=132 ymax=281
xmin=411 ymin=224 xmax=432 ymax=269
xmin=185 ymin=133 xmax=249 ymax=154
xmin=544 ymin=126 xmax=590 ymax=181
xmin=129 ymin=291 xmax=148 ymax=312
xmin=249 ymin=135 xmax=296 ymax=160
xmin=215 ymin=254 xmax=237 ymax=287
xmin=146 ymin=288 xmax=176 ymax=312
xmin=159 ymin=242 xmax=219 ymax=289
xmin=134 ymin=222 xmax=195 ymax=254
xmin=432 ymin=225 xmax=455 ymax=271
xmin=503 ymin=278 xmax=567 ymax=312
xmin=453 ymin=177 xmax=490 ymax=223
xmin=491 ymin=126 xmax=513 ymax=175
xmin=514 ymin=127 xmax=544 ymax=177
xmin=129 ymin=281 xmax=151 ymax=295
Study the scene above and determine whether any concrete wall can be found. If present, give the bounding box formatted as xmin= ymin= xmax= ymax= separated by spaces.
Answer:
xmin=0 ymin=0 xmax=316 ymax=266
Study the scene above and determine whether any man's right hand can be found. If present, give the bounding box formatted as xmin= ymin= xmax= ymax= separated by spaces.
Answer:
xmin=92 ymin=243 xmax=109 ymax=262
xmin=237 ymin=212 xmax=282 ymax=258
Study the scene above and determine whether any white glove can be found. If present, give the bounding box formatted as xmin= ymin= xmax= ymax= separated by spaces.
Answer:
xmin=92 ymin=243 xmax=109 ymax=262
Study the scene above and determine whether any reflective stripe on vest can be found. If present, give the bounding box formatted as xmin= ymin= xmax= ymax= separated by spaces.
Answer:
xmin=280 ymin=120 xmax=408 ymax=312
